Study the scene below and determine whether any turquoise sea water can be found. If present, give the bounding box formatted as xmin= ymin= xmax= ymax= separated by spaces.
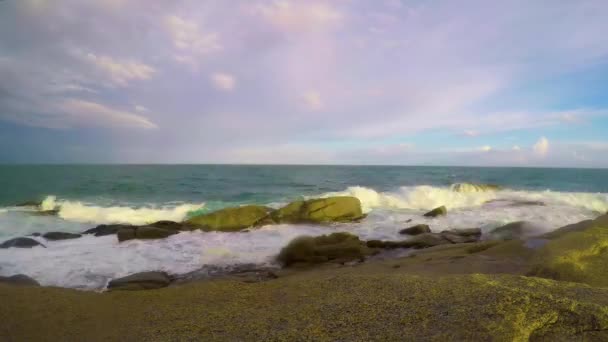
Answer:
xmin=0 ymin=165 xmax=607 ymax=290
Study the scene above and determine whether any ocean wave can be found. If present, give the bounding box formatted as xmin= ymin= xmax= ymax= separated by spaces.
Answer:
xmin=39 ymin=196 xmax=205 ymax=225
xmin=322 ymin=185 xmax=608 ymax=213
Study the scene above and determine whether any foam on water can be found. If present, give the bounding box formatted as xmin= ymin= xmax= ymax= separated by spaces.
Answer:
xmin=39 ymin=196 xmax=205 ymax=225
xmin=1 ymin=185 xmax=607 ymax=290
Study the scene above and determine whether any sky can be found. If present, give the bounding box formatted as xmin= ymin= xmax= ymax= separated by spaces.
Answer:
xmin=1 ymin=0 xmax=608 ymax=167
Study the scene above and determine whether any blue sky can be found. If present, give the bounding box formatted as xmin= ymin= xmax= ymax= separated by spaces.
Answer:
xmin=1 ymin=0 xmax=608 ymax=167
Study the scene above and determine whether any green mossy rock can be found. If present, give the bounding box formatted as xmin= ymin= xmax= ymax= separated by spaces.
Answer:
xmin=423 ymin=205 xmax=447 ymax=217
xmin=529 ymin=222 xmax=608 ymax=287
xmin=2 ymin=273 xmax=608 ymax=341
xmin=277 ymin=232 xmax=372 ymax=266
xmin=186 ymin=205 xmax=272 ymax=232
xmin=270 ymin=196 xmax=365 ymax=224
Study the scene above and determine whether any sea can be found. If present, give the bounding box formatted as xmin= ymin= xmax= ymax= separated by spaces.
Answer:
xmin=1 ymin=165 xmax=607 ymax=290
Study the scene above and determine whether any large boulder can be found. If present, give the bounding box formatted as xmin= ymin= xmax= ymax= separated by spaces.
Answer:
xmin=277 ymin=232 xmax=373 ymax=267
xmin=0 ymin=237 xmax=45 ymax=249
xmin=269 ymin=196 xmax=365 ymax=224
xmin=528 ymin=216 xmax=608 ymax=287
xmin=107 ymin=271 xmax=171 ymax=291
xmin=399 ymin=224 xmax=431 ymax=235
xmin=423 ymin=206 xmax=447 ymax=218
xmin=117 ymin=226 xmax=179 ymax=242
xmin=42 ymin=232 xmax=82 ymax=240
xmin=187 ymin=205 xmax=272 ymax=232
xmin=0 ymin=274 xmax=40 ymax=286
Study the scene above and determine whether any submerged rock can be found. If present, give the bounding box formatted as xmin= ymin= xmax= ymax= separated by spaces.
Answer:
xmin=0 ymin=237 xmax=45 ymax=249
xmin=269 ymin=196 xmax=365 ymax=224
xmin=423 ymin=206 xmax=447 ymax=218
xmin=107 ymin=271 xmax=171 ymax=291
xmin=42 ymin=232 xmax=82 ymax=240
xmin=187 ymin=205 xmax=272 ymax=232
xmin=0 ymin=274 xmax=40 ymax=286
xmin=399 ymin=224 xmax=431 ymax=235
xmin=277 ymin=232 xmax=373 ymax=267
xmin=117 ymin=226 xmax=179 ymax=242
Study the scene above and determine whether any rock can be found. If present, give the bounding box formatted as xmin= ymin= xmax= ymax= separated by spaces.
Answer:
xmin=423 ymin=206 xmax=447 ymax=218
xmin=399 ymin=224 xmax=431 ymax=235
xmin=0 ymin=237 xmax=45 ymax=249
xmin=440 ymin=228 xmax=482 ymax=243
xmin=30 ymin=233 xmax=41 ymax=237
xmin=445 ymin=228 xmax=482 ymax=237
xmin=117 ymin=226 xmax=179 ymax=242
xmin=107 ymin=271 xmax=171 ymax=291
xmin=269 ymin=196 xmax=365 ymax=224
xmin=148 ymin=220 xmax=191 ymax=230
xmin=187 ymin=205 xmax=272 ymax=232
xmin=488 ymin=221 xmax=542 ymax=240
xmin=277 ymin=232 xmax=373 ymax=267
xmin=83 ymin=224 xmax=133 ymax=237
xmin=528 ymin=215 xmax=608 ymax=287
xmin=42 ymin=232 xmax=82 ymax=240
xmin=401 ymin=233 xmax=452 ymax=249
xmin=0 ymin=274 xmax=40 ymax=286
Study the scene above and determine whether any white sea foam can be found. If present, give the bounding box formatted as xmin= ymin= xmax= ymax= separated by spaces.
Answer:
xmin=37 ymin=196 xmax=205 ymax=225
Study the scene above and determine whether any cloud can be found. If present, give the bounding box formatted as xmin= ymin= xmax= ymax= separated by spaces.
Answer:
xmin=57 ymin=99 xmax=158 ymax=130
xmin=302 ymin=90 xmax=323 ymax=110
xmin=463 ymin=130 xmax=479 ymax=137
xmin=165 ymin=15 xmax=221 ymax=67
xmin=83 ymin=53 xmax=156 ymax=87
xmin=479 ymin=145 xmax=492 ymax=152
xmin=533 ymin=137 xmax=550 ymax=156
xmin=512 ymin=145 xmax=521 ymax=151
xmin=211 ymin=72 xmax=236 ymax=91
xmin=254 ymin=1 xmax=343 ymax=33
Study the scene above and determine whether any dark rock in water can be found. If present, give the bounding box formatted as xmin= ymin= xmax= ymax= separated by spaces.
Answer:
xmin=423 ymin=206 xmax=447 ymax=218
xmin=15 ymin=201 xmax=41 ymax=207
xmin=399 ymin=224 xmax=431 ymax=235
xmin=30 ymin=233 xmax=41 ymax=237
xmin=0 ymin=237 xmax=45 ymax=249
xmin=117 ymin=226 xmax=179 ymax=242
xmin=400 ymin=233 xmax=452 ymax=249
xmin=489 ymin=221 xmax=541 ymax=240
xmin=148 ymin=220 xmax=191 ymax=230
xmin=444 ymin=228 xmax=482 ymax=237
xmin=440 ymin=232 xmax=478 ymax=244
xmin=368 ymin=230 xmax=480 ymax=250
xmin=83 ymin=224 xmax=133 ymax=237
xmin=0 ymin=274 xmax=40 ymax=286
xmin=278 ymin=232 xmax=374 ymax=267
xmin=107 ymin=271 xmax=171 ymax=291
xmin=42 ymin=232 xmax=82 ymax=240
xmin=173 ymin=264 xmax=280 ymax=285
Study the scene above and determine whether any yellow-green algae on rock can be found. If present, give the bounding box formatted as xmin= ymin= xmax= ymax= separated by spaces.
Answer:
xmin=269 ymin=196 xmax=365 ymax=224
xmin=186 ymin=205 xmax=271 ymax=232
xmin=1 ymin=272 xmax=608 ymax=341
xmin=530 ymin=223 xmax=608 ymax=287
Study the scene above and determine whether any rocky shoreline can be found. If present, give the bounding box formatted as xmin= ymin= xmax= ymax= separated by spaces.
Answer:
xmin=2 ymin=196 xmax=608 ymax=340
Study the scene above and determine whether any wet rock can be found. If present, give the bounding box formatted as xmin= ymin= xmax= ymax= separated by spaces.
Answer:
xmin=42 ymin=232 xmax=82 ymax=240
xmin=117 ymin=226 xmax=179 ymax=242
xmin=0 ymin=237 xmax=45 ymax=249
xmin=278 ymin=232 xmax=374 ymax=267
xmin=399 ymin=224 xmax=431 ymax=235
xmin=488 ymin=221 xmax=541 ymax=240
xmin=83 ymin=224 xmax=133 ymax=237
xmin=440 ymin=228 xmax=482 ymax=243
xmin=107 ymin=271 xmax=171 ymax=291
xmin=15 ymin=201 xmax=41 ymax=207
xmin=423 ymin=206 xmax=447 ymax=218
xmin=0 ymin=274 xmax=40 ymax=286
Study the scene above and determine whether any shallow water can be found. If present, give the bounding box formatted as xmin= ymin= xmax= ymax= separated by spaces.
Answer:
xmin=0 ymin=165 xmax=606 ymax=289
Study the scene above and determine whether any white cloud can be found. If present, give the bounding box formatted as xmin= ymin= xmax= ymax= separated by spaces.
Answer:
xmin=302 ymin=90 xmax=323 ymax=110
xmin=479 ymin=145 xmax=492 ymax=152
xmin=512 ymin=145 xmax=521 ymax=151
xmin=533 ymin=137 xmax=549 ymax=156
xmin=135 ymin=105 xmax=148 ymax=113
xmin=211 ymin=72 xmax=236 ymax=91
xmin=84 ymin=53 xmax=156 ymax=87
xmin=254 ymin=1 xmax=342 ymax=33
xmin=165 ymin=15 xmax=221 ymax=67
xmin=58 ymin=99 xmax=158 ymax=130
xmin=463 ymin=130 xmax=479 ymax=137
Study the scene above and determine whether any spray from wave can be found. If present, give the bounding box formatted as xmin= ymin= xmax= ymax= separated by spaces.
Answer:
xmin=39 ymin=196 xmax=205 ymax=225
